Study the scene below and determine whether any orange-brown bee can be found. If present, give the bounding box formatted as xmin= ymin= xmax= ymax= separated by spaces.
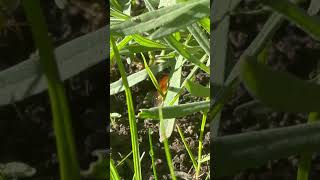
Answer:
xmin=154 ymin=74 xmax=169 ymax=106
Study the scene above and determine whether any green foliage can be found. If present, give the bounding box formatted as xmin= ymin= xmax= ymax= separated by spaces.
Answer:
xmin=138 ymin=100 xmax=209 ymax=119
xmin=0 ymin=27 xmax=107 ymax=106
xmin=239 ymin=55 xmax=320 ymax=112
xmin=0 ymin=1 xmax=107 ymax=180
xmin=185 ymin=80 xmax=210 ymax=97
xmin=110 ymin=0 xmax=210 ymax=178
xmin=212 ymin=0 xmax=320 ymax=179
xmin=111 ymin=0 xmax=209 ymax=39
xmin=111 ymin=34 xmax=142 ymax=179
xmin=22 ymin=0 xmax=80 ymax=179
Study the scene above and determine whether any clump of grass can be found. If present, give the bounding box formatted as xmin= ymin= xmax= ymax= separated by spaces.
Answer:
xmin=110 ymin=0 xmax=210 ymax=179
xmin=211 ymin=0 xmax=320 ymax=179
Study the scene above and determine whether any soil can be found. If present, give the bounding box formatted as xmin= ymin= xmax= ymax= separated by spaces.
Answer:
xmin=216 ymin=1 xmax=320 ymax=179
xmin=110 ymin=59 xmax=210 ymax=179
xmin=0 ymin=0 xmax=106 ymax=179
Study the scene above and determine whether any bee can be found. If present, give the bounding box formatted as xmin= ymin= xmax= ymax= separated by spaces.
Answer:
xmin=142 ymin=74 xmax=169 ymax=107
xmin=154 ymin=74 xmax=169 ymax=106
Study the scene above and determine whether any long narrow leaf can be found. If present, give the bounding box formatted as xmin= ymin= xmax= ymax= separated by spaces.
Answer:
xmin=262 ymin=0 xmax=320 ymax=41
xmin=110 ymin=159 xmax=121 ymax=180
xmin=159 ymin=55 xmax=183 ymax=141
xmin=110 ymin=61 xmax=172 ymax=95
xmin=22 ymin=0 xmax=80 ymax=179
xmin=159 ymin=106 xmax=176 ymax=180
xmin=213 ymin=121 xmax=320 ymax=177
xmin=111 ymin=0 xmax=209 ymax=37
xmin=138 ymin=101 xmax=209 ymax=119
xmin=110 ymin=35 xmax=142 ymax=180
xmin=210 ymin=0 xmax=232 ymax=137
xmin=185 ymin=80 xmax=209 ymax=97
xmin=0 ymin=26 xmax=108 ymax=106
xmin=297 ymin=112 xmax=320 ymax=180
xmin=240 ymin=55 xmax=320 ymax=112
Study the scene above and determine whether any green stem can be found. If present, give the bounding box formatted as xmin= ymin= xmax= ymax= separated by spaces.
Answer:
xmin=196 ymin=110 xmax=208 ymax=179
xmin=159 ymin=106 xmax=177 ymax=180
xmin=111 ymin=158 xmax=121 ymax=180
xmin=176 ymin=125 xmax=197 ymax=169
xmin=148 ymin=129 xmax=158 ymax=180
xmin=297 ymin=112 xmax=320 ymax=180
xmin=110 ymin=35 xmax=142 ymax=179
xmin=22 ymin=1 xmax=80 ymax=179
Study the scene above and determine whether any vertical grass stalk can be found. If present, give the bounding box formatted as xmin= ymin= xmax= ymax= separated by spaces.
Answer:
xmin=110 ymin=35 xmax=142 ymax=180
xmin=111 ymin=158 xmax=121 ymax=180
xmin=159 ymin=106 xmax=177 ymax=180
xmin=148 ymin=129 xmax=158 ymax=180
xmin=22 ymin=0 xmax=80 ymax=179
xmin=297 ymin=112 xmax=320 ymax=180
xmin=176 ymin=125 xmax=197 ymax=169
xmin=196 ymin=110 xmax=208 ymax=179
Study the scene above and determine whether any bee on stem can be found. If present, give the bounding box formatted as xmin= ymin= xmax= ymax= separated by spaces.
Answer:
xmin=154 ymin=74 xmax=169 ymax=106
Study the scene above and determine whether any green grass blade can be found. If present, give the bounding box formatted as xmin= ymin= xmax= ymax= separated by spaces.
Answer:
xmin=110 ymin=35 xmax=133 ymax=60
xmin=141 ymin=53 xmax=165 ymax=97
xmin=187 ymin=23 xmax=210 ymax=56
xmin=150 ymin=3 xmax=210 ymax=39
xmin=185 ymin=80 xmax=210 ymax=97
xmin=159 ymin=106 xmax=177 ymax=180
xmin=111 ymin=0 xmax=209 ymax=37
xmin=169 ymin=55 xmax=209 ymax=105
xmin=164 ymin=35 xmax=209 ymax=73
xmin=211 ymin=0 xmax=231 ymax=138
xmin=298 ymin=75 xmax=320 ymax=179
xmin=196 ymin=109 xmax=208 ymax=179
xmin=208 ymin=78 xmax=240 ymax=124
xmin=262 ymin=0 xmax=320 ymax=41
xmin=159 ymin=55 xmax=183 ymax=141
xmin=0 ymin=26 xmax=108 ymax=106
xmin=226 ymin=12 xmax=284 ymax=85
xmin=209 ymin=10 xmax=290 ymax=125
xmin=116 ymin=151 xmax=133 ymax=167
xmin=200 ymin=154 xmax=210 ymax=163
xmin=132 ymin=35 xmax=167 ymax=48
xmin=110 ymin=0 xmax=123 ymax=11
xmin=119 ymin=45 xmax=168 ymax=55
xmin=199 ymin=17 xmax=210 ymax=33
xmin=176 ymin=125 xmax=197 ymax=169
xmin=111 ymin=159 xmax=121 ymax=180
xmin=110 ymin=35 xmax=142 ymax=180
xmin=110 ymin=61 xmax=172 ymax=95
xmin=148 ymin=129 xmax=158 ymax=180
xmin=211 ymin=0 xmax=242 ymax=26
xmin=110 ymin=7 xmax=130 ymax=20
xmin=239 ymin=55 xmax=320 ymax=112
xmin=297 ymin=112 xmax=320 ymax=180
xmin=138 ymin=101 xmax=210 ymax=119
xmin=213 ymin=121 xmax=320 ymax=178
xmin=22 ymin=1 xmax=80 ymax=179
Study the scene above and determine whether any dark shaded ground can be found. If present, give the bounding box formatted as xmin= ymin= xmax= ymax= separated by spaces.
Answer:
xmin=216 ymin=1 xmax=320 ymax=179
xmin=0 ymin=0 xmax=106 ymax=179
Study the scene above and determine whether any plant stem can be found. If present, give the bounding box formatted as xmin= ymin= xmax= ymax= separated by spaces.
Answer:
xmin=110 ymin=35 xmax=142 ymax=180
xmin=148 ymin=129 xmax=158 ymax=180
xmin=297 ymin=112 xmax=320 ymax=180
xmin=22 ymin=0 xmax=80 ymax=180
xmin=196 ymin=110 xmax=208 ymax=179
xmin=159 ymin=106 xmax=177 ymax=180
